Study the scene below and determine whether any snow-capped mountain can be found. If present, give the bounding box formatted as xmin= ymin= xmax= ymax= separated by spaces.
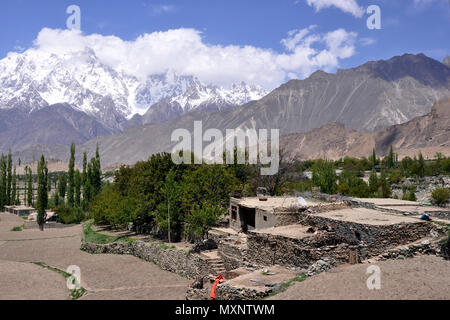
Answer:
xmin=0 ymin=47 xmax=267 ymax=131
xmin=141 ymin=79 xmax=268 ymax=124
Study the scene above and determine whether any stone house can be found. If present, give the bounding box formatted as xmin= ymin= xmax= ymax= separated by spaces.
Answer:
xmin=229 ymin=197 xmax=308 ymax=232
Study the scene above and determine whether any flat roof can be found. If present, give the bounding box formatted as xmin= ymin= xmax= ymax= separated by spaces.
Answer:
xmin=5 ymin=205 xmax=35 ymax=211
xmin=251 ymin=225 xmax=313 ymax=239
xmin=232 ymin=197 xmax=323 ymax=210
xmin=381 ymin=205 xmax=450 ymax=214
xmin=355 ymin=198 xmax=420 ymax=206
xmin=316 ymin=207 xmax=423 ymax=226
xmin=225 ymin=266 xmax=298 ymax=292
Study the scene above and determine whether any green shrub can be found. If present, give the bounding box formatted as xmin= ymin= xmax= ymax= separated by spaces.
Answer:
xmin=55 ymin=206 xmax=86 ymax=224
xmin=83 ymin=222 xmax=135 ymax=244
xmin=11 ymin=225 xmax=23 ymax=232
xmin=431 ymin=188 xmax=450 ymax=207
xmin=408 ymin=186 xmax=417 ymax=202
xmin=89 ymin=185 xmax=137 ymax=228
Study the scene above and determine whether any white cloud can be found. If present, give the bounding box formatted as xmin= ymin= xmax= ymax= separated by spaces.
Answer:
xmin=31 ymin=27 xmax=358 ymax=89
xmin=305 ymin=0 xmax=365 ymax=18
xmin=151 ymin=4 xmax=176 ymax=15
xmin=360 ymin=37 xmax=376 ymax=46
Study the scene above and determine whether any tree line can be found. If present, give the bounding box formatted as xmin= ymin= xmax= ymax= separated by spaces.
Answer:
xmin=0 ymin=143 xmax=102 ymax=230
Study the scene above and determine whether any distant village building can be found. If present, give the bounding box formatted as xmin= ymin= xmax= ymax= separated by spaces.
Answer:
xmin=4 ymin=205 xmax=35 ymax=217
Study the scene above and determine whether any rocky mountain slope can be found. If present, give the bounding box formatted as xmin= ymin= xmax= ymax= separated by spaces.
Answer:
xmin=0 ymin=103 xmax=115 ymax=153
xmin=443 ymin=56 xmax=450 ymax=67
xmin=281 ymin=98 xmax=450 ymax=161
xmin=13 ymin=97 xmax=450 ymax=168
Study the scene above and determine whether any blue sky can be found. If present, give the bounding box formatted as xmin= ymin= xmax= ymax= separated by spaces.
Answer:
xmin=0 ymin=0 xmax=449 ymax=88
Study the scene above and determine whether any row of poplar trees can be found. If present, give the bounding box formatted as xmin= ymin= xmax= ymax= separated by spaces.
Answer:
xmin=0 ymin=151 xmax=19 ymax=211
xmin=54 ymin=143 xmax=102 ymax=211
xmin=1 ymin=143 xmax=101 ymax=231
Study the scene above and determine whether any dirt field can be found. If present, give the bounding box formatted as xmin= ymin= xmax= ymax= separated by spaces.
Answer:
xmin=1 ymin=213 xmax=449 ymax=300
xmin=0 ymin=214 xmax=189 ymax=300
xmin=271 ymin=256 xmax=450 ymax=300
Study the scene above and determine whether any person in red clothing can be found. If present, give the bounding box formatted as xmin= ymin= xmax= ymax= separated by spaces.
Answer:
xmin=210 ymin=275 xmax=226 ymax=300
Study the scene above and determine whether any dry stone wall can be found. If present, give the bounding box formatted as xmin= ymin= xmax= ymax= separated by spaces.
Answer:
xmin=246 ymin=231 xmax=350 ymax=268
xmin=81 ymin=240 xmax=211 ymax=279
xmin=245 ymin=214 xmax=436 ymax=268
xmin=298 ymin=214 xmax=434 ymax=256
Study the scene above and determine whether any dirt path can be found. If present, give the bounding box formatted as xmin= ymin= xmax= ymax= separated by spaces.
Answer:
xmin=271 ymin=256 xmax=450 ymax=300
xmin=0 ymin=214 xmax=189 ymax=300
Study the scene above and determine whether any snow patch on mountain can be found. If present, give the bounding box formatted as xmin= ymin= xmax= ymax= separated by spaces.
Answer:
xmin=0 ymin=47 xmax=267 ymax=127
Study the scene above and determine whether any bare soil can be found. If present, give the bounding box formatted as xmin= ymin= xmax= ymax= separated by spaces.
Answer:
xmin=0 ymin=214 xmax=189 ymax=300
xmin=271 ymin=256 xmax=450 ymax=300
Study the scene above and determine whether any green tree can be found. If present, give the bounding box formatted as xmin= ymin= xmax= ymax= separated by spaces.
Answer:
xmin=370 ymin=149 xmax=377 ymax=169
xmin=74 ymin=170 xmax=81 ymax=208
xmin=11 ymin=166 xmax=17 ymax=205
xmin=431 ymin=188 xmax=450 ymax=207
xmin=185 ymin=202 xmax=225 ymax=242
xmin=6 ymin=150 xmax=12 ymax=205
xmin=369 ymin=169 xmax=378 ymax=194
xmin=181 ymin=165 xmax=238 ymax=211
xmin=82 ymin=152 xmax=88 ymax=210
xmin=0 ymin=155 xmax=6 ymax=210
xmin=378 ymin=169 xmax=392 ymax=198
xmin=27 ymin=167 xmax=33 ymax=207
xmin=91 ymin=144 xmax=102 ymax=198
xmin=58 ymin=173 xmax=67 ymax=204
xmin=67 ymin=142 xmax=76 ymax=207
xmin=311 ymin=160 xmax=336 ymax=194
xmin=90 ymin=185 xmax=136 ymax=228
xmin=36 ymin=156 xmax=48 ymax=231
xmin=418 ymin=152 xmax=425 ymax=178
xmin=154 ymin=169 xmax=181 ymax=243
xmin=387 ymin=145 xmax=396 ymax=169
xmin=408 ymin=186 xmax=417 ymax=202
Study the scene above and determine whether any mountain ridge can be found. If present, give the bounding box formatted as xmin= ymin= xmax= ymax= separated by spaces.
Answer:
xmin=6 ymin=53 xmax=450 ymax=166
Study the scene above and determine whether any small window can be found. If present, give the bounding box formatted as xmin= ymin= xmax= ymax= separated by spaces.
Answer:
xmin=263 ymin=216 xmax=267 ymax=222
xmin=231 ymin=206 xmax=237 ymax=221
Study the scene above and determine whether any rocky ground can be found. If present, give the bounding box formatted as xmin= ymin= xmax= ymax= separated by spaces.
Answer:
xmin=0 ymin=213 xmax=189 ymax=300
xmin=392 ymin=175 xmax=450 ymax=205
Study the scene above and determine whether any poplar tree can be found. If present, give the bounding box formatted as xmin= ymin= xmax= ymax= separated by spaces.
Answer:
xmin=369 ymin=169 xmax=378 ymax=194
xmin=58 ymin=174 xmax=67 ymax=204
xmin=371 ymin=149 xmax=377 ymax=169
xmin=67 ymin=143 xmax=75 ymax=207
xmin=75 ymin=170 xmax=81 ymax=208
xmin=27 ymin=167 xmax=33 ymax=207
xmin=0 ymin=155 xmax=6 ymax=210
xmin=379 ymin=169 xmax=392 ymax=198
xmin=15 ymin=181 xmax=20 ymax=205
xmin=11 ymin=166 xmax=17 ymax=205
xmin=92 ymin=144 xmax=102 ymax=197
xmin=82 ymin=152 xmax=87 ymax=210
xmin=418 ymin=152 xmax=426 ymax=178
xmin=387 ymin=145 xmax=395 ymax=169
xmin=6 ymin=150 xmax=12 ymax=205
xmin=37 ymin=155 xmax=48 ymax=231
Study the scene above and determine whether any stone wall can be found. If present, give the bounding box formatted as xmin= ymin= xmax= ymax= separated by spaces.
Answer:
xmin=246 ymin=231 xmax=351 ymax=268
xmin=392 ymin=175 xmax=450 ymax=205
xmin=375 ymin=239 xmax=445 ymax=261
xmin=218 ymin=241 xmax=249 ymax=271
xmin=81 ymin=240 xmax=211 ymax=279
xmin=245 ymin=214 xmax=436 ymax=268
xmin=297 ymin=214 xmax=435 ymax=257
